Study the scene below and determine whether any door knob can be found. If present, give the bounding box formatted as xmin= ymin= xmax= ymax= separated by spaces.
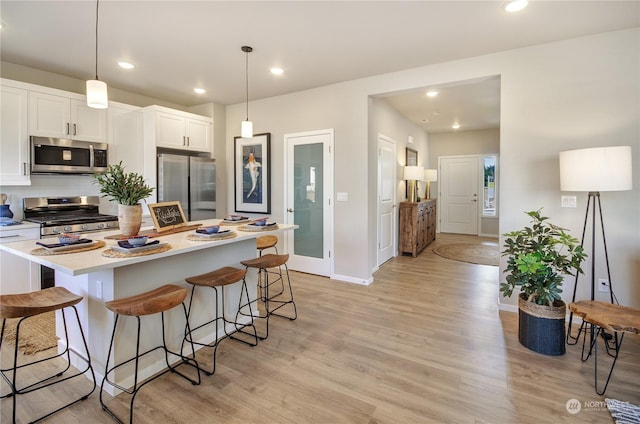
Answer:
xmin=287 ymin=208 xmax=294 ymax=213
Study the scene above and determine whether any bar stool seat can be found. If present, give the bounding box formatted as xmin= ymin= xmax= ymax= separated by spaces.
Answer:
xmin=0 ymin=287 xmax=96 ymax=423
xmin=183 ymin=267 xmax=258 ymax=375
xmin=256 ymin=235 xmax=278 ymax=253
xmin=240 ymin=254 xmax=297 ymax=340
xmin=100 ymin=284 xmax=200 ymax=424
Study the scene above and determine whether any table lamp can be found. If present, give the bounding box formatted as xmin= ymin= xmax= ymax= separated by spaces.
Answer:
xmin=404 ymin=166 xmax=423 ymax=203
xmin=424 ymin=169 xmax=437 ymax=200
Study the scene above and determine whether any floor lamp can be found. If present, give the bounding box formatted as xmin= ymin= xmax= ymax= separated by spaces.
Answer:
xmin=559 ymin=146 xmax=633 ymax=344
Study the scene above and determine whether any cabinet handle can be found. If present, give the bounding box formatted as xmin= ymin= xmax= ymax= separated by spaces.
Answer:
xmin=183 ymin=136 xmax=187 ymax=146
xmin=66 ymin=123 xmax=70 ymax=135
xmin=23 ymin=162 xmax=27 ymax=176
xmin=186 ymin=136 xmax=190 ymax=146
xmin=73 ymin=123 xmax=77 ymax=135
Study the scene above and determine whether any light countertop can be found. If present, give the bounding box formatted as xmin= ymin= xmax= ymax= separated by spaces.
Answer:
xmin=0 ymin=219 xmax=295 ymax=276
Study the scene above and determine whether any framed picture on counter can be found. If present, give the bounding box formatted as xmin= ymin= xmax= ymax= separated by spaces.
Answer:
xmin=234 ymin=133 xmax=271 ymax=214
xmin=148 ymin=201 xmax=187 ymax=232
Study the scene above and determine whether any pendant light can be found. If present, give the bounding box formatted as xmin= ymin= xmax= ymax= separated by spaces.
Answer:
xmin=86 ymin=0 xmax=108 ymax=109
xmin=241 ymin=45 xmax=253 ymax=138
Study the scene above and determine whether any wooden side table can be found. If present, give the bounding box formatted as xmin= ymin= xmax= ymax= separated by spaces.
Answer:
xmin=569 ymin=300 xmax=640 ymax=395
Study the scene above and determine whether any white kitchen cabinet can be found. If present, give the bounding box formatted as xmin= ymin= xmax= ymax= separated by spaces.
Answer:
xmin=29 ymin=91 xmax=107 ymax=142
xmin=108 ymin=103 xmax=143 ymax=175
xmin=0 ymin=85 xmax=30 ymax=185
xmin=143 ymin=106 xmax=212 ymax=153
xmin=0 ymin=224 xmax=41 ymax=294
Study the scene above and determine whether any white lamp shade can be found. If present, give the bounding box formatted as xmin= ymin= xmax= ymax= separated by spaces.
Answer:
xmin=404 ymin=166 xmax=424 ymax=181
xmin=424 ymin=169 xmax=438 ymax=182
xmin=559 ymin=146 xmax=632 ymax=192
xmin=241 ymin=120 xmax=253 ymax=138
xmin=86 ymin=79 xmax=108 ymax=109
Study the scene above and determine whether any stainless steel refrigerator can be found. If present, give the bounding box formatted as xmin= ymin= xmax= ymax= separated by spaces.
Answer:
xmin=157 ymin=152 xmax=216 ymax=221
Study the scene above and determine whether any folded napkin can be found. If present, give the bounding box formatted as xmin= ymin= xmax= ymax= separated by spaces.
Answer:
xmin=37 ymin=238 xmax=93 ymax=248
xmin=196 ymin=229 xmax=230 ymax=235
xmin=117 ymin=239 xmax=160 ymax=249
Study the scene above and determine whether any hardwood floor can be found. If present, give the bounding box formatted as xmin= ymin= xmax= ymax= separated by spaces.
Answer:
xmin=2 ymin=233 xmax=638 ymax=423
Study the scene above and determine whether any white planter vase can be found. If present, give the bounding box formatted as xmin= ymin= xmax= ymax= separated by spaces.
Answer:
xmin=118 ymin=204 xmax=142 ymax=237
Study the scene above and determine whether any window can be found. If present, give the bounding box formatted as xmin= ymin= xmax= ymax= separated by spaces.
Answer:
xmin=483 ymin=156 xmax=497 ymax=217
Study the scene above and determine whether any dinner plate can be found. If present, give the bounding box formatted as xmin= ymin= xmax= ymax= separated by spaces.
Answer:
xmin=110 ymin=242 xmax=168 ymax=254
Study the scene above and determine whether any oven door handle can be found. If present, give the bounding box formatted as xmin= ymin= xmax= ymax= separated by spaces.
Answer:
xmin=89 ymin=144 xmax=95 ymax=169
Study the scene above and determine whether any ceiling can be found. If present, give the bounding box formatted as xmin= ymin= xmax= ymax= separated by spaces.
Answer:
xmin=1 ymin=1 xmax=638 ymax=133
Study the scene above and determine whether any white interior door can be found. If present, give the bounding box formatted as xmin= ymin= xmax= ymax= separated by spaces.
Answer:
xmin=285 ymin=129 xmax=334 ymax=277
xmin=377 ymin=134 xmax=396 ymax=266
xmin=439 ymin=156 xmax=479 ymax=234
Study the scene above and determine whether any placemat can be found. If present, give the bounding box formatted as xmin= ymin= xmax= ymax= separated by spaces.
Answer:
xmin=30 ymin=240 xmax=106 ymax=256
xmin=102 ymin=243 xmax=172 ymax=258
xmin=186 ymin=232 xmax=237 ymax=241
xmin=237 ymin=224 xmax=280 ymax=232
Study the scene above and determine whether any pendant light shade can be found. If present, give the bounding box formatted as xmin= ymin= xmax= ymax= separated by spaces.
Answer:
xmin=87 ymin=0 xmax=108 ymax=109
xmin=86 ymin=79 xmax=108 ymax=109
xmin=241 ymin=120 xmax=253 ymax=139
xmin=241 ymin=45 xmax=253 ymax=138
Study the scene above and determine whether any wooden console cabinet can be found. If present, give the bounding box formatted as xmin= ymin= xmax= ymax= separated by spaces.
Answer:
xmin=399 ymin=200 xmax=437 ymax=257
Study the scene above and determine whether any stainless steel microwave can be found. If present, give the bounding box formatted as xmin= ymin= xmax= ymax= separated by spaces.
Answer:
xmin=30 ymin=136 xmax=108 ymax=174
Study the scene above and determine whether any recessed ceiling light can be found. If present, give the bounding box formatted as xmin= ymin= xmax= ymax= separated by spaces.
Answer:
xmin=421 ymin=119 xmax=429 ymax=123
xmin=504 ymin=0 xmax=528 ymax=13
xmin=194 ymin=88 xmax=206 ymax=94
xmin=118 ymin=61 xmax=135 ymax=69
xmin=270 ymin=67 xmax=284 ymax=75
xmin=426 ymin=90 xmax=439 ymax=97
xmin=452 ymin=123 xmax=461 ymax=129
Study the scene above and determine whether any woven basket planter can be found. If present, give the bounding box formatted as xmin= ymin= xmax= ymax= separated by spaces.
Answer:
xmin=518 ymin=293 xmax=566 ymax=356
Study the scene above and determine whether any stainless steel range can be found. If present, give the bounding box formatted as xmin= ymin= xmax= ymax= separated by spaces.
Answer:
xmin=23 ymin=196 xmax=119 ymax=237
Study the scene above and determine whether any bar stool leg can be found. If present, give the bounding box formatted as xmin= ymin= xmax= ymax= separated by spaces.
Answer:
xmin=100 ymin=302 xmax=200 ymax=423
xmin=182 ymin=277 xmax=258 ymax=376
xmin=1 ymin=306 xmax=96 ymax=424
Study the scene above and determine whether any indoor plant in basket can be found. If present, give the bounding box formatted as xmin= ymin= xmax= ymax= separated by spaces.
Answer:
xmin=501 ymin=209 xmax=586 ymax=355
xmin=93 ymin=162 xmax=154 ymax=237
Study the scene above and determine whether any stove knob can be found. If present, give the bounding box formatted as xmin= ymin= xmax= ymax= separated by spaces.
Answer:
xmin=106 ymin=222 xmax=114 ymax=228
xmin=81 ymin=224 xmax=89 ymax=230
xmin=97 ymin=223 xmax=105 ymax=229
xmin=52 ymin=227 xmax=60 ymax=234
xmin=64 ymin=226 xmax=72 ymax=232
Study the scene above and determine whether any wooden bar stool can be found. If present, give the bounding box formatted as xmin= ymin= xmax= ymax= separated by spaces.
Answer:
xmin=182 ymin=267 xmax=258 ymax=375
xmin=0 ymin=287 xmax=96 ymax=423
xmin=240 ymin=254 xmax=297 ymax=340
xmin=255 ymin=235 xmax=283 ymax=299
xmin=99 ymin=284 xmax=200 ymax=424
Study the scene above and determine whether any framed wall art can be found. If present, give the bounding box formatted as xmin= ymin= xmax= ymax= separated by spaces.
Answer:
xmin=405 ymin=147 xmax=418 ymax=198
xmin=234 ymin=133 xmax=271 ymax=214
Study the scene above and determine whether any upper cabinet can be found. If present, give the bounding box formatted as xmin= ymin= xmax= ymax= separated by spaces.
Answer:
xmin=29 ymin=91 xmax=107 ymax=142
xmin=108 ymin=103 xmax=143 ymax=175
xmin=0 ymin=85 xmax=30 ymax=185
xmin=143 ymin=106 xmax=212 ymax=153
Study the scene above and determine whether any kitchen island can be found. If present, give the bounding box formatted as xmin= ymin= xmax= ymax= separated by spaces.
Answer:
xmin=0 ymin=220 xmax=295 ymax=394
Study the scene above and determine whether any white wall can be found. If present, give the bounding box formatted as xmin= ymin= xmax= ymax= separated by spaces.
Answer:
xmin=226 ymin=28 xmax=640 ymax=308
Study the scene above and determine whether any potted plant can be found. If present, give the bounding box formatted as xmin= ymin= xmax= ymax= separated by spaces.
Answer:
xmin=500 ymin=209 xmax=586 ymax=355
xmin=93 ymin=162 xmax=154 ymax=236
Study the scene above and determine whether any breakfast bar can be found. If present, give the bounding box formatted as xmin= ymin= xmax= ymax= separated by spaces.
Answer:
xmin=0 ymin=220 xmax=295 ymax=394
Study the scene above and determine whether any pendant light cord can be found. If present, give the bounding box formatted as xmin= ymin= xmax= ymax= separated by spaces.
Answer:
xmin=245 ymin=48 xmax=249 ymax=121
xmin=94 ymin=0 xmax=100 ymax=80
